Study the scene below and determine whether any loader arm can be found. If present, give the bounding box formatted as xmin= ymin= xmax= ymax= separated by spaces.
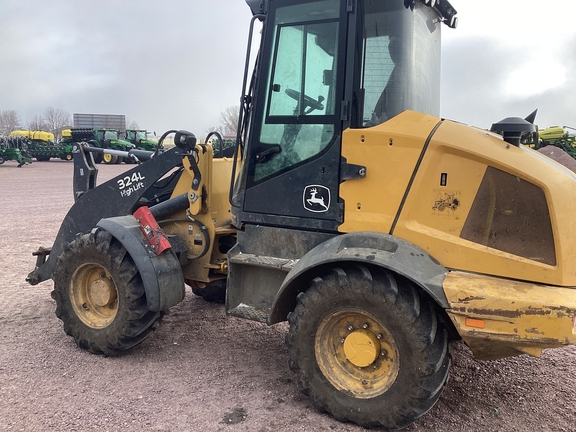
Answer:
xmin=27 ymin=145 xmax=186 ymax=285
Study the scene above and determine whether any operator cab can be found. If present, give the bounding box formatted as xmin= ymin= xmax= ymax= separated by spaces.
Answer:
xmin=234 ymin=0 xmax=457 ymax=231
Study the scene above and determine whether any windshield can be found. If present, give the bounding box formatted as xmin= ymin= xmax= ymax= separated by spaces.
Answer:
xmin=104 ymin=130 xmax=118 ymax=140
xmin=360 ymin=0 xmax=441 ymax=126
xmin=136 ymin=131 xmax=147 ymax=140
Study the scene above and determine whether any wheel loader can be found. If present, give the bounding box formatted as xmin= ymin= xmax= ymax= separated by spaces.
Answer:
xmin=26 ymin=0 xmax=576 ymax=429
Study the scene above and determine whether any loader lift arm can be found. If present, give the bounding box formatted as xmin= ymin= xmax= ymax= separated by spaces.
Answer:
xmin=27 ymin=144 xmax=187 ymax=286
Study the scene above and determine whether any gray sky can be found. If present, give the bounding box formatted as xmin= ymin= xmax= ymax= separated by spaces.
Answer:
xmin=1 ymin=1 xmax=575 ymax=137
xmin=441 ymin=1 xmax=576 ymax=130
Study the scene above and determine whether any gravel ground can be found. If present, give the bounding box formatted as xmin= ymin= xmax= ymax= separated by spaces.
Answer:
xmin=1 ymin=157 xmax=575 ymax=432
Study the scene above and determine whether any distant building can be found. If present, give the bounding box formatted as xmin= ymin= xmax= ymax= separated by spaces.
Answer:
xmin=73 ymin=113 xmax=126 ymax=131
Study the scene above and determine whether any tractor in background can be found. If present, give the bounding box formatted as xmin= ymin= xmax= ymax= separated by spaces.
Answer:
xmin=68 ymin=128 xmax=135 ymax=164
xmin=124 ymin=129 xmax=160 ymax=152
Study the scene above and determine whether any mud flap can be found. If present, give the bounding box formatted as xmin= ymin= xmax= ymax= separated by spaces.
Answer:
xmin=97 ymin=215 xmax=185 ymax=312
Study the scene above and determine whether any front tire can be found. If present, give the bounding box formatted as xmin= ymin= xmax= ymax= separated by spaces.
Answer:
xmin=103 ymin=153 xmax=118 ymax=164
xmin=286 ymin=265 xmax=450 ymax=430
xmin=51 ymin=228 xmax=163 ymax=355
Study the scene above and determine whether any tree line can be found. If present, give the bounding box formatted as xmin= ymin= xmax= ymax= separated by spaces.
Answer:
xmin=0 ymin=108 xmax=72 ymax=140
xmin=206 ymin=105 xmax=240 ymax=136
xmin=1 ymin=105 xmax=239 ymax=142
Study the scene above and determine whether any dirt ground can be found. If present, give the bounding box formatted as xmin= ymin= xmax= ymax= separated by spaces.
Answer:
xmin=1 ymin=157 xmax=575 ymax=432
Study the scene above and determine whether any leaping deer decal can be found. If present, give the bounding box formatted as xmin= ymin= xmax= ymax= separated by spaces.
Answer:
xmin=306 ymin=187 xmax=329 ymax=211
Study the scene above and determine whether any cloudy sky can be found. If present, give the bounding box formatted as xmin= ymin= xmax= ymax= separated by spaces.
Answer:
xmin=1 ymin=0 xmax=575 ymax=137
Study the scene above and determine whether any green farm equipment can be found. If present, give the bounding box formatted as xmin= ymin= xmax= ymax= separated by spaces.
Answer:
xmin=10 ymin=130 xmax=73 ymax=161
xmin=538 ymin=126 xmax=576 ymax=157
xmin=0 ymin=135 xmax=32 ymax=167
xmin=69 ymin=128 xmax=135 ymax=164
xmin=124 ymin=130 xmax=159 ymax=151
xmin=525 ymin=125 xmax=576 ymax=158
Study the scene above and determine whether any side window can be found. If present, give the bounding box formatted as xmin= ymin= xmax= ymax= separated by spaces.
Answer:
xmin=358 ymin=2 xmax=442 ymax=127
xmin=252 ymin=0 xmax=341 ymax=184
xmin=361 ymin=35 xmax=402 ymax=126
xmin=461 ymin=167 xmax=556 ymax=265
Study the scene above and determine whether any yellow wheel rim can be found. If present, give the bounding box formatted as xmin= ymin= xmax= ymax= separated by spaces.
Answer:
xmin=70 ymin=263 xmax=118 ymax=328
xmin=103 ymin=153 xmax=113 ymax=163
xmin=315 ymin=308 xmax=400 ymax=398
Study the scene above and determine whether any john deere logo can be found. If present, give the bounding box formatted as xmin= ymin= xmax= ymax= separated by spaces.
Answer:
xmin=303 ymin=185 xmax=330 ymax=213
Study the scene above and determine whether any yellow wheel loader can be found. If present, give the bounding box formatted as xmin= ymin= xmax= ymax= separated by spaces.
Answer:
xmin=27 ymin=0 xmax=576 ymax=429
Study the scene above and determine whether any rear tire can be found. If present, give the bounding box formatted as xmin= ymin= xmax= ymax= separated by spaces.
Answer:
xmin=286 ymin=264 xmax=450 ymax=430
xmin=51 ymin=228 xmax=163 ymax=355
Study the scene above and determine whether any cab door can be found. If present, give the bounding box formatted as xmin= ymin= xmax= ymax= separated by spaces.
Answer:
xmin=238 ymin=0 xmax=348 ymax=231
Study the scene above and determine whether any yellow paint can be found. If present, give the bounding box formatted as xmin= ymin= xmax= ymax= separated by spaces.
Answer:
xmin=315 ymin=308 xmax=399 ymax=398
xmin=539 ymin=126 xmax=568 ymax=141
xmin=70 ymin=263 xmax=118 ymax=329
xmin=343 ymin=329 xmax=380 ymax=367
xmin=339 ymin=111 xmax=441 ymax=233
xmin=10 ymin=129 xmax=55 ymax=141
xmin=444 ymin=271 xmax=576 ymax=360
xmin=340 ymin=110 xmax=576 ymax=287
xmin=162 ymin=144 xmax=236 ymax=284
xmin=393 ymin=119 xmax=576 ymax=286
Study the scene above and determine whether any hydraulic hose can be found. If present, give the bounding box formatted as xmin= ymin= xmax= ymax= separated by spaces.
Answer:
xmin=149 ymin=193 xmax=189 ymax=220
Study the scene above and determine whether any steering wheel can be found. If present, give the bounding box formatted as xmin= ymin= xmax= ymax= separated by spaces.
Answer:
xmin=285 ymin=88 xmax=325 ymax=114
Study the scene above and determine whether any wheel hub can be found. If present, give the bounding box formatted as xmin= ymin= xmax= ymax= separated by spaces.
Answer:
xmin=343 ymin=329 xmax=380 ymax=367
xmin=70 ymin=263 xmax=119 ymax=328
xmin=315 ymin=308 xmax=400 ymax=398
xmin=89 ymin=277 xmax=116 ymax=307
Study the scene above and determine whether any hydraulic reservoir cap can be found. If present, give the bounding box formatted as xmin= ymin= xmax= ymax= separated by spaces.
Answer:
xmin=343 ymin=329 xmax=381 ymax=367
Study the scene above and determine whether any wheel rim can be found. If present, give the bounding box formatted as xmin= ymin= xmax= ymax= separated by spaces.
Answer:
xmin=315 ymin=308 xmax=400 ymax=399
xmin=69 ymin=263 xmax=118 ymax=328
xmin=103 ymin=153 xmax=113 ymax=163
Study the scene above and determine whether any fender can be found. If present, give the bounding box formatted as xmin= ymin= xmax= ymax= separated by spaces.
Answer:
xmin=97 ymin=215 xmax=185 ymax=312
xmin=268 ymin=232 xmax=449 ymax=324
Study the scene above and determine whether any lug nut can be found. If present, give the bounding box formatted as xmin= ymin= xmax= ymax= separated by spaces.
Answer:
xmin=348 ymin=325 xmax=353 ymax=331
xmin=377 ymin=333 xmax=382 ymax=339
xmin=362 ymin=323 xmax=369 ymax=329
